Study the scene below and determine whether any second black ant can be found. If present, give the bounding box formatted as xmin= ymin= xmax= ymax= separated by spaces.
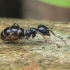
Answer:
xmin=25 ymin=24 xmax=67 ymax=45
xmin=1 ymin=23 xmax=25 ymax=42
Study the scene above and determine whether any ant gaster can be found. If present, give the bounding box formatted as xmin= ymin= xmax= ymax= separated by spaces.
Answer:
xmin=1 ymin=23 xmax=25 ymax=41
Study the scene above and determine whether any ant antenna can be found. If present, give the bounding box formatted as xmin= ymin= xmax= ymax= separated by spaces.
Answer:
xmin=49 ymin=30 xmax=67 ymax=46
xmin=48 ymin=23 xmax=55 ymax=29
xmin=53 ymin=22 xmax=68 ymax=24
xmin=48 ymin=22 xmax=68 ymax=29
xmin=48 ymin=22 xmax=68 ymax=45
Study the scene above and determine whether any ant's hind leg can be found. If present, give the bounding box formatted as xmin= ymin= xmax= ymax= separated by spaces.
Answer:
xmin=1 ymin=33 xmax=14 ymax=48
xmin=37 ymin=30 xmax=51 ymax=43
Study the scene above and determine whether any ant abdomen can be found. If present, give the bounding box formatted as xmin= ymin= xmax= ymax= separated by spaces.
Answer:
xmin=0 ymin=23 xmax=25 ymax=41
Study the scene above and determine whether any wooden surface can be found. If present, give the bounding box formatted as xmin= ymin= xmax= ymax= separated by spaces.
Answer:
xmin=0 ymin=18 xmax=70 ymax=70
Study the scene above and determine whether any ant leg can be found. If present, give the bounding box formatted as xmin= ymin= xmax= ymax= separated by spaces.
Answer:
xmin=48 ymin=23 xmax=55 ymax=29
xmin=3 ymin=32 xmax=14 ymax=42
xmin=23 ymin=37 xmax=26 ymax=43
xmin=43 ymin=35 xmax=51 ymax=43
xmin=37 ymin=30 xmax=51 ymax=43
xmin=50 ymin=30 xmax=67 ymax=46
xmin=37 ymin=30 xmax=44 ymax=36
xmin=19 ymin=34 xmax=26 ymax=43
xmin=12 ymin=23 xmax=19 ymax=26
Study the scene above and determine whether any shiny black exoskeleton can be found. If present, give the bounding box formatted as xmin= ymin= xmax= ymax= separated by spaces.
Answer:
xmin=1 ymin=23 xmax=25 ymax=41
xmin=37 ymin=24 xmax=50 ymax=36
xmin=25 ymin=28 xmax=37 ymax=39
xmin=25 ymin=24 xmax=50 ymax=39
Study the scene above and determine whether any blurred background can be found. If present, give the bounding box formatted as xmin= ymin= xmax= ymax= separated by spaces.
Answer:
xmin=0 ymin=0 xmax=70 ymax=21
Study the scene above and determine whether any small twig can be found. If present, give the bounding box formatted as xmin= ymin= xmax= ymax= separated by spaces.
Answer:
xmin=28 ymin=23 xmax=30 ymax=30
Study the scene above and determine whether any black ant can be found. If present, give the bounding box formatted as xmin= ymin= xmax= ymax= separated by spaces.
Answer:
xmin=25 ymin=24 xmax=67 ymax=45
xmin=25 ymin=24 xmax=50 ymax=41
xmin=0 ymin=23 xmax=25 ymax=42
xmin=0 ymin=23 xmax=67 ymax=46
